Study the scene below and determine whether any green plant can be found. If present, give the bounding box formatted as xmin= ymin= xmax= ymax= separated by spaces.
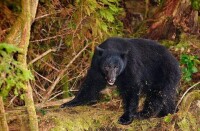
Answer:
xmin=191 ymin=0 xmax=200 ymax=11
xmin=0 ymin=43 xmax=34 ymax=99
xmin=164 ymin=114 xmax=172 ymax=123
xmin=180 ymin=54 xmax=199 ymax=82
xmin=67 ymin=0 xmax=124 ymax=45
xmin=39 ymin=109 xmax=47 ymax=116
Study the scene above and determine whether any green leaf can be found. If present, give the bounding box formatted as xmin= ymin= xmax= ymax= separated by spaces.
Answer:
xmin=99 ymin=9 xmax=114 ymax=22
xmin=185 ymin=77 xmax=192 ymax=81
xmin=0 ymin=43 xmax=35 ymax=99
xmin=191 ymin=66 xmax=198 ymax=73
xmin=107 ymin=0 xmax=119 ymax=3
xmin=14 ymin=89 xmax=19 ymax=96
xmin=180 ymin=54 xmax=199 ymax=82
xmin=39 ymin=109 xmax=47 ymax=116
xmin=20 ymin=94 xmax=25 ymax=100
xmin=164 ymin=114 xmax=172 ymax=123
xmin=0 ymin=43 xmax=21 ymax=54
xmin=191 ymin=0 xmax=200 ymax=10
xmin=22 ymin=69 xmax=34 ymax=80
xmin=6 ymin=79 xmax=15 ymax=87
xmin=109 ymin=5 xmax=119 ymax=12
xmin=99 ymin=22 xmax=108 ymax=32
xmin=16 ymin=82 xmax=25 ymax=90
xmin=100 ymin=0 xmax=109 ymax=5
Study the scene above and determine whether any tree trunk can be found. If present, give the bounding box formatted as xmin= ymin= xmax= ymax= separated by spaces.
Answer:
xmin=145 ymin=0 xmax=199 ymax=40
xmin=4 ymin=0 xmax=39 ymax=130
xmin=0 ymin=97 xmax=9 ymax=131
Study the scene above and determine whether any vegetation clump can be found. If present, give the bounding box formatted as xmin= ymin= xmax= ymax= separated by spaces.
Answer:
xmin=0 ymin=43 xmax=33 ymax=99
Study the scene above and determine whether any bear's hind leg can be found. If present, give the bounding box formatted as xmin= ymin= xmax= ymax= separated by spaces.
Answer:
xmin=158 ymin=88 xmax=176 ymax=117
xmin=138 ymin=86 xmax=177 ymax=119
xmin=138 ymin=92 xmax=164 ymax=119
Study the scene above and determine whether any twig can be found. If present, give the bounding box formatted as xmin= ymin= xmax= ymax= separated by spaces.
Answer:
xmin=36 ymin=97 xmax=74 ymax=109
xmin=71 ymin=16 xmax=87 ymax=53
xmin=42 ymin=43 xmax=90 ymax=102
xmin=35 ymin=83 xmax=46 ymax=92
xmin=0 ymin=98 xmax=75 ymax=116
xmin=48 ymin=91 xmax=64 ymax=102
xmin=175 ymin=81 xmax=200 ymax=112
xmin=7 ymin=96 xmax=17 ymax=107
xmin=28 ymin=48 xmax=57 ymax=65
xmin=41 ymin=59 xmax=60 ymax=72
xmin=35 ymin=10 xmax=62 ymax=20
xmin=34 ymin=70 xmax=53 ymax=83
xmin=32 ymin=84 xmax=43 ymax=101
xmin=30 ymin=32 xmax=71 ymax=43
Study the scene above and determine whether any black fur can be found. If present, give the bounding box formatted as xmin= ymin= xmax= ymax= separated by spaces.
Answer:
xmin=61 ymin=37 xmax=181 ymax=125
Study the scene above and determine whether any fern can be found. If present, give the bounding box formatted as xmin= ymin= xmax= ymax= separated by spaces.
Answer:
xmin=0 ymin=43 xmax=34 ymax=99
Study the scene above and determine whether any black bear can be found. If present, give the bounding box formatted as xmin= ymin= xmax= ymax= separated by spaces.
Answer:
xmin=61 ymin=37 xmax=181 ymax=125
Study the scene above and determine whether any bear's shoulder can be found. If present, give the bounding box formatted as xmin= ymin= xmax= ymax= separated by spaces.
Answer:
xmin=98 ymin=37 xmax=165 ymax=53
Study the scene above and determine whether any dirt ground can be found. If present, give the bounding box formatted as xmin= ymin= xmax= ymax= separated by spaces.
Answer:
xmin=7 ymin=97 xmax=200 ymax=131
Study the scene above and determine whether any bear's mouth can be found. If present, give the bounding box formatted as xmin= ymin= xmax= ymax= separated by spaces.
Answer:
xmin=107 ymin=79 xmax=115 ymax=86
xmin=107 ymin=81 xmax=114 ymax=85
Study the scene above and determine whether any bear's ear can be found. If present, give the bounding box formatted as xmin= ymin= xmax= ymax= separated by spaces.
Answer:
xmin=96 ymin=46 xmax=104 ymax=56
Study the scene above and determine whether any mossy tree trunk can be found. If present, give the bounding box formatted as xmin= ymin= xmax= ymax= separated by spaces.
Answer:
xmin=4 ymin=0 xmax=39 ymax=131
xmin=145 ymin=0 xmax=199 ymax=40
xmin=0 ymin=97 xmax=9 ymax=131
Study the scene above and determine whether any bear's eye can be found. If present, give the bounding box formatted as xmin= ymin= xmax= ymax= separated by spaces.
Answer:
xmin=114 ymin=66 xmax=119 ymax=69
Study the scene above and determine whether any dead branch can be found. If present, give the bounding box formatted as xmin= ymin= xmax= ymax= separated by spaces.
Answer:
xmin=34 ymin=70 xmax=53 ymax=83
xmin=175 ymin=81 xmax=200 ymax=112
xmin=48 ymin=91 xmax=64 ymax=102
xmin=41 ymin=59 xmax=60 ymax=72
xmin=28 ymin=48 xmax=57 ymax=65
xmin=35 ymin=10 xmax=62 ymax=20
xmin=7 ymin=96 xmax=17 ymax=108
xmin=36 ymin=97 xmax=74 ymax=109
xmin=179 ymin=90 xmax=200 ymax=114
xmin=32 ymin=86 xmax=44 ymax=101
xmin=30 ymin=32 xmax=71 ymax=43
xmin=0 ymin=97 xmax=74 ymax=117
xmin=71 ymin=16 xmax=87 ymax=53
xmin=42 ymin=43 xmax=90 ymax=103
xmin=35 ymin=83 xmax=46 ymax=92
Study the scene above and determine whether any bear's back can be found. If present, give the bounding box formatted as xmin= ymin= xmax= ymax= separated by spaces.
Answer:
xmin=98 ymin=37 xmax=179 ymax=74
xmin=98 ymin=37 xmax=168 ymax=56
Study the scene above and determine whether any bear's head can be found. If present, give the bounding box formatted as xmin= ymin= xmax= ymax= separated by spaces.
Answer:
xmin=96 ymin=46 xmax=128 ymax=85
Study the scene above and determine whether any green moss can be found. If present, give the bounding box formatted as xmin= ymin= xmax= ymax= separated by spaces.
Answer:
xmin=160 ymin=40 xmax=176 ymax=48
xmin=38 ymin=95 xmax=200 ymax=131
xmin=49 ymin=107 xmax=114 ymax=130
xmin=178 ymin=113 xmax=198 ymax=131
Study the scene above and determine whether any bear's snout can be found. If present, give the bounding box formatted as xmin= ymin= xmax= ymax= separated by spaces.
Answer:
xmin=107 ymin=79 xmax=115 ymax=85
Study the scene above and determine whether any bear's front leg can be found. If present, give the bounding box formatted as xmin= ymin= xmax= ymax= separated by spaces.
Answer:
xmin=118 ymin=88 xmax=139 ymax=125
xmin=61 ymin=68 xmax=106 ymax=108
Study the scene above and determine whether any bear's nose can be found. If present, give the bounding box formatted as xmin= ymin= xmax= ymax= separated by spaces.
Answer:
xmin=109 ymin=79 xmax=115 ymax=83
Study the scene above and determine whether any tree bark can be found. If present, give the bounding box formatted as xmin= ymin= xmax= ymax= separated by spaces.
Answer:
xmin=0 ymin=97 xmax=9 ymax=131
xmin=4 ymin=0 xmax=39 ymax=130
xmin=145 ymin=0 xmax=199 ymax=40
